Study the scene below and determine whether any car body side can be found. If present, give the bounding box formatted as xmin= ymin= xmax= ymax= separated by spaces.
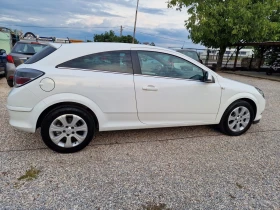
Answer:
xmin=6 ymin=43 xmax=265 ymax=133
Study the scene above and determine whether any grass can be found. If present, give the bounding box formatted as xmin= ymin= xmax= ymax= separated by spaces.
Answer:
xmin=17 ymin=166 xmax=40 ymax=181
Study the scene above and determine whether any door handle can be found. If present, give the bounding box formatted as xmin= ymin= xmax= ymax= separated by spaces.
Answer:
xmin=142 ymin=85 xmax=158 ymax=91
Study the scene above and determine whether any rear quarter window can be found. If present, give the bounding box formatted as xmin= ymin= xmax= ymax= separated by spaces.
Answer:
xmin=57 ymin=51 xmax=133 ymax=74
xmin=25 ymin=46 xmax=57 ymax=64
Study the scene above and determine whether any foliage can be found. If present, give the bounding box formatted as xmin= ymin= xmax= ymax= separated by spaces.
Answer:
xmin=94 ymin=30 xmax=139 ymax=44
xmin=264 ymin=46 xmax=280 ymax=67
xmin=18 ymin=166 xmax=40 ymax=181
xmin=168 ymin=0 xmax=280 ymax=70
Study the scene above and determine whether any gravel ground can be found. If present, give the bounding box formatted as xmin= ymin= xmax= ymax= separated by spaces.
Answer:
xmin=0 ymin=74 xmax=280 ymax=210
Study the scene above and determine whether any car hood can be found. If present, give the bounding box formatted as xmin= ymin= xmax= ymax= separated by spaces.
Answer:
xmin=217 ymin=75 xmax=259 ymax=95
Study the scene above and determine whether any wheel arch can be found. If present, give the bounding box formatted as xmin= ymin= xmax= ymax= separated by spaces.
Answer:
xmin=36 ymin=102 xmax=100 ymax=130
xmin=34 ymin=93 xmax=105 ymax=131
xmin=216 ymin=93 xmax=258 ymax=123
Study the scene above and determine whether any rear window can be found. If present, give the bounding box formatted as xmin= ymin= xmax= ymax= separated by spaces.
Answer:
xmin=12 ymin=42 xmax=47 ymax=55
xmin=25 ymin=46 xmax=57 ymax=64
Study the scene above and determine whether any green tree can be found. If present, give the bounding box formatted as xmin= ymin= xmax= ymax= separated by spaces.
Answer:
xmin=94 ymin=30 xmax=139 ymax=44
xmin=168 ymin=0 xmax=280 ymax=70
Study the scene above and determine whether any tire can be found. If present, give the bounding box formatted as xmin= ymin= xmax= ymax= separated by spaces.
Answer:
xmin=41 ymin=106 xmax=95 ymax=153
xmin=266 ymin=69 xmax=272 ymax=75
xmin=219 ymin=100 xmax=254 ymax=136
xmin=23 ymin=32 xmax=36 ymax=38
xmin=7 ymin=80 xmax=13 ymax=87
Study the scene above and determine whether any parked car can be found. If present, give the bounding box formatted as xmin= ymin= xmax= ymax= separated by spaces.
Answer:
xmin=5 ymin=40 xmax=48 ymax=87
xmin=175 ymin=49 xmax=203 ymax=63
xmin=5 ymin=32 xmax=74 ymax=87
xmin=7 ymin=43 xmax=266 ymax=153
xmin=0 ymin=49 xmax=7 ymax=77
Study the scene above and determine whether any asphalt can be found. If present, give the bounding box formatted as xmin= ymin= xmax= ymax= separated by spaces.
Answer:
xmin=0 ymin=73 xmax=280 ymax=209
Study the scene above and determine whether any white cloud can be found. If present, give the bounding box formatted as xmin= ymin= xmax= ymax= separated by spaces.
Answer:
xmin=0 ymin=16 xmax=21 ymax=22
xmin=66 ymin=15 xmax=104 ymax=25
xmin=0 ymin=0 xmax=202 ymax=48
xmin=28 ymin=17 xmax=43 ymax=22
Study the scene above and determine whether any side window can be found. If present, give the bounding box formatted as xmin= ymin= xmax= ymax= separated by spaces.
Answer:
xmin=137 ymin=51 xmax=204 ymax=81
xmin=57 ymin=51 xmax=133 ymax=74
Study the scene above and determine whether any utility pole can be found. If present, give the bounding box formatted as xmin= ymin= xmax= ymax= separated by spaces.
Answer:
xmin=132 ymin=0 xmax=140 ymax=44
xmin=120 ymin=25 xmax=123 ymax=37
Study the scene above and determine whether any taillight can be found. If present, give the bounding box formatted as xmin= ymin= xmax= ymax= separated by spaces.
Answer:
xmin=7 ymin=55 xmax=14 ymax=63
xmin=14 ymin=68 xmax=44 ymax=87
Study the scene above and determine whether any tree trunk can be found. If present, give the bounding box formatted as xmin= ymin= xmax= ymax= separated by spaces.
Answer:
xmin=234 ymin=46 xmax=240 ymax=70
xmin=216 ymin=46 xmax=226 ymax=71
xmin=257 ymin=46 xmax=264 ymax=71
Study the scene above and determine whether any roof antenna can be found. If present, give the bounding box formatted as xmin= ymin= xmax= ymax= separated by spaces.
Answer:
xmin=181 ymin=41 xmax=185 ymax=49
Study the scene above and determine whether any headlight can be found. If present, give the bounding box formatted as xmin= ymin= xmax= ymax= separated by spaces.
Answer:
xmin=255 ymin=87 xmax=265 ymax=98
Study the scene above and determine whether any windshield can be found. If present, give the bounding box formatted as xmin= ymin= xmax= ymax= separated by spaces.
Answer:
xmin=12 ymin=42 xmax=48 ymax=55
xmin=176 ymin=50 xmax=199 ymax=61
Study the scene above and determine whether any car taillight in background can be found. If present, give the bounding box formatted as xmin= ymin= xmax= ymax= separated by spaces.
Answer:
xmin=14 ymin=68 xmax=44 ymax=87
xmin=7 ymin=55 xmax=14 ymax=63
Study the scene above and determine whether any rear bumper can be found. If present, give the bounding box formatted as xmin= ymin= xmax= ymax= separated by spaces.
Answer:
xmin=7 ymin=106 xmax=36 ymax=133
xmin=5 ymin=63 xmax=16 ymax=80
xmin=0 ymin=66 xmax=5 ymax=74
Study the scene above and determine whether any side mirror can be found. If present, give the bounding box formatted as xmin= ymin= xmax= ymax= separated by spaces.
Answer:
xmin=0 ymin=49 xmax=6 ymax=55
xmin=199 ymin=59 xmax=203 ymax=64
xmin=204 ymin=71 xmax=214 ymax=83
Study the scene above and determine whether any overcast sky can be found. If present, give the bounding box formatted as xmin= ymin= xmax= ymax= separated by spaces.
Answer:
xmin=0 ymin=0 xmax=204 ymax=49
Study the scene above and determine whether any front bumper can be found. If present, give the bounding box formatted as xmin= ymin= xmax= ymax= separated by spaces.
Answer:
xmin=253 ymin=119 xmax=261 ymax=124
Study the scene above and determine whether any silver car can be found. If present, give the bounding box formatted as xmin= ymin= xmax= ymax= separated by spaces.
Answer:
xmin=5 ymin=41 xmax=48 ymax=87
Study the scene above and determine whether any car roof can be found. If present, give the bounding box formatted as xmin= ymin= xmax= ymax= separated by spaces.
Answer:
xmin=33 ymin=42 xmax=203 ymax=67
xmin=56 ymin=42 xmax=165 ymax=50
xmin=175 ymin=49 xmax=197 ymax=52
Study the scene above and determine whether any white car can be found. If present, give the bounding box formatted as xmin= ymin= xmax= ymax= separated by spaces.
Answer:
xmin=7 ymin=43 xmax=266 ymax=153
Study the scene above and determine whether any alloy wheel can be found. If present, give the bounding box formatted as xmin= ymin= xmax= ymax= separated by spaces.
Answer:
xmin=228 ymin=106 xmax=251 ymax=132
xmin=49 ymin=114 xmax=88 ymax=148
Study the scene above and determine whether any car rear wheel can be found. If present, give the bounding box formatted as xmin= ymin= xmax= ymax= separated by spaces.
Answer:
xmin=7 ymin=80 xmax=13 ymax=87
xmin=219 ymin=100 xmax=254 ymax=136
xmin=41 ymin=106 xmax=95 ymax=153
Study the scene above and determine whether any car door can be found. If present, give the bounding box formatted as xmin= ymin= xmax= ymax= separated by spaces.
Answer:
xmin=132 ymin=49 xmax=222 ymax=125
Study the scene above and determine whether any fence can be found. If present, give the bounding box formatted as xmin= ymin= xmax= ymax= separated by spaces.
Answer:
xmin=189 ymin=48 xmax=265 ymax=70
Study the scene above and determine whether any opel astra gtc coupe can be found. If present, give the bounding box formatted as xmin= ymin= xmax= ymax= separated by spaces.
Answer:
xmin=7 ymin=43 xmax=266 ymax=153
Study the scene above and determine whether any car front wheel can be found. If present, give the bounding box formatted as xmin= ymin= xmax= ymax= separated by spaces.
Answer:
xmin=41 ymin=106 xmax=95 ymax=153
xmin=219 ymin=100 xmax=254 ymax=136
